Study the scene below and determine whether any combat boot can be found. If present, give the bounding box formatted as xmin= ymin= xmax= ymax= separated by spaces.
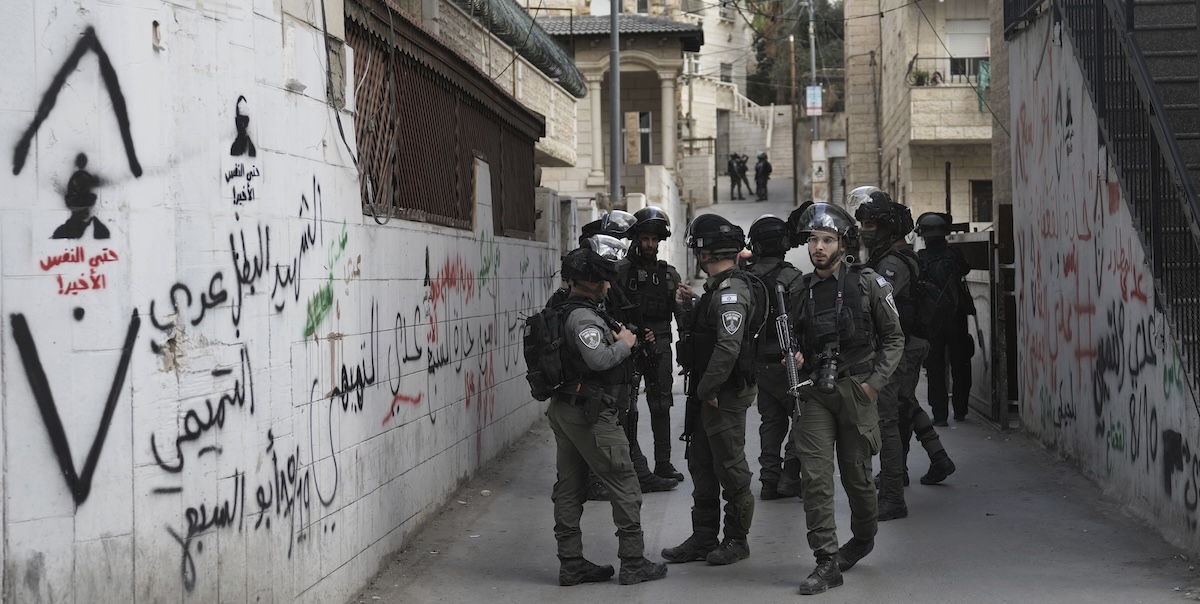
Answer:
xmin=776 ymin=474 xmax=804 ymax=498
xmin=639 ymin=473 xmax=678 ymax=493
xmin=798 ymin=556 xmax=843 ymax=595
xmin=760 ymin=482 xmax=784 ymax=501
xmin=706 ymin=537 xmax=750 ymax=565
xmin=586 ymin=480 xmax=610 ymax=501
xmin=877 ymin=499 xmax=908 ymax=522
xmin=619 ymin=557 xmax=667 ymax=585
xmin=835 ymin=537 xmax=874 ymax=572
xmin=920 ymin=451 xmax=956 ymax=485
xmin=558 ymin=557 xmax=614 ymax=586
xmin=777 ymin=459 xmax=804 ymax=498
xmin=655 ymin=461 xmax=685 ymax=482
xmin=661 ymin=534 xmax=719 ymax=563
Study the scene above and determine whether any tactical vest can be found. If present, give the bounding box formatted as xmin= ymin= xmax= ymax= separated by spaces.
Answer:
xmin=626 ymin=259 xmax=677 ymax=324
xmin=868 ymin=249 xmax=921 ymax=336
xmin=799 ymin=265 xmax=875 ymax=367
xmin=686 ymin=272 xmax=760 ymax=395
xmin=558 ymin=299 xmax=630 ymax=396
xmin=748 ymin=259 xmax=800 ymax=359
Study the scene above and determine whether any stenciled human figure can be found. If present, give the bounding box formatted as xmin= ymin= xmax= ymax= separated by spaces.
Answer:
xmin=744 ymin=215 xmax=804 ymax=500
xmin=787 ymin=203 xmax=904 ymax=595
xmin=663 ymin=213 xmax=761 ymax=567
xmin=54 ymin=153 xmax=110 ymax=240
xmin=853 ymin=188 xmax=956 ymax=522
xmin=545 ymin=235 xmax=669 ymax=586
xmin=916 ymin=212 xmax=975 ymax=426
xmin=622 ymin=207 xmax=686 ymax=484
xmin=727 ymin=154 xmax=747 ymax=200
xmin=754 ymin=153 xmax=773 ymax=202
xmin=549 ymin=211 xmax=679 ymax=501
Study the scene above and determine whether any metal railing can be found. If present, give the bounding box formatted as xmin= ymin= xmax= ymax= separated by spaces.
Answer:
xmin=680 ymin=137 xmax=716 ymax=156
xmin=1054 ymin=0 xmax=1200 ymax=387
xmin=906 ymin=56 xmax=990 ymax=87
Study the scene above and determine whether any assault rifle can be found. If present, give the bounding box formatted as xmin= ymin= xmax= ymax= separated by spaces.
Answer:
xmin=775 ymin=283 xmax=802 ymax=399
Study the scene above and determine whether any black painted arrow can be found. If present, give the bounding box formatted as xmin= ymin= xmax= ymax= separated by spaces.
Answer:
xmin=10 ymin=310 xmax=140 ymax=505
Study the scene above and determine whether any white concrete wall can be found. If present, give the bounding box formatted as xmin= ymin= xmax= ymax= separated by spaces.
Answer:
xmin=1010 ymin=14 xmax=1200 ymax=553
xmin=0 ymin=4 xmax=558 ymax=602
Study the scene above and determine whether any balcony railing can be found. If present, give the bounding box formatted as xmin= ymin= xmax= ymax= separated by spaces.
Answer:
xmin=906 ymin=56 xmax=991 ymax=87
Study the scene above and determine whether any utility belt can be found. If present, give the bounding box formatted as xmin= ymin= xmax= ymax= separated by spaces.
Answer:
xmin=837 ymin=361 xmax=873 ymax=379
xmin=553 ymin=382 xmax=619 ymax=424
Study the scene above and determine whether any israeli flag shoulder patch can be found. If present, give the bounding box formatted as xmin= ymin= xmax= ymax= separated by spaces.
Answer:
xmin=721 ymin=293 xmax=739 ymax=304
xmin=876 ymin=275 xmax=889 ymax=288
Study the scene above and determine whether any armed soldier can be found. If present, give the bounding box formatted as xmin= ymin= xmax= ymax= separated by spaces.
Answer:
xmin=854 ymin=188 xmax=957 ymax=521
xmin=550 ymin=211 xmax=678 ymax=500
xmin=745 ymin=215 xmax=805 ymax=500
xmin=787 ymin=203 xmax=905 ymax=595
xmin=916 ymin=212 xmax=976 ymax=426
xmin=545 ymin=236 xmax=669 ymax=586
xmin=623 ymin=207 xmax=687 ymax=483
xmin=662 ymin=214 xmax=763 ymax=567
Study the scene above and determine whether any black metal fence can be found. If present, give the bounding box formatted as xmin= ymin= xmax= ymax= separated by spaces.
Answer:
xmin=1020 ymin=0 xmax=1200 ymax=388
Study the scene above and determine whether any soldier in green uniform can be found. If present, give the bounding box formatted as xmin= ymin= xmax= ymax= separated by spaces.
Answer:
xmin=623 ymin=207 xmax=687 ymax=483
xmin=745 ymin=215 xmax=805 ymax=500
xmin=855 ymin=189 xmax=957 ymax=521
xmin=787 ymin=203 xmax=905 ymax=595
xmin=549 ymin=211 xmax=678 ymax=499
xmin=546 ymin=235 xmax=669 ymax=586
xmin=662 ymin=214 xmax=762 ymax=566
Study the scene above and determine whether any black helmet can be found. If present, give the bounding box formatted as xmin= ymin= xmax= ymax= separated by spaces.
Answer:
xmin=915 ymin=212 xmax=952 ymax=238
xmin=757 ymin=152 xmax=768 ymax=160
xmin=686 ymin=213 xmax=744 ymax=257
xmin=791 ymin=202 xmax=857 ymax=240
xmin=854 ymin=191 xmax=914 ymax=239
xmin=562 ymin=234 xmax=629 ymax=282
xmin=631 ymin=206 xmax=671 ymax=239
xmin=748 ymin=214 xmax=791 ymax=255
xmin=579 ymin=210 xmax=637 ymax=245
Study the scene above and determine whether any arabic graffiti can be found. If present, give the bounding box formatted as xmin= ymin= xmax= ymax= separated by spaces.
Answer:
xmin=41 ymin=245 xmax=120 ymax=295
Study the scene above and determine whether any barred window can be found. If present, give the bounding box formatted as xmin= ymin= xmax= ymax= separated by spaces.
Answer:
xmin=347 ymin=0 xmax=542 ymax=237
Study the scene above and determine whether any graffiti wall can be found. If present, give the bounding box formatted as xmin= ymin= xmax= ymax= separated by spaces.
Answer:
xmin=1 ymin=6 xmax=558 ymax=603
xmin=1010 ymin=15 xmax=1200 ymax=552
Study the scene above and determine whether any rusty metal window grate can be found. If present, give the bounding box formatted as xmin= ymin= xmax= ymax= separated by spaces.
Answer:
xmin=347 ymin=3 xmax=541 ymax=238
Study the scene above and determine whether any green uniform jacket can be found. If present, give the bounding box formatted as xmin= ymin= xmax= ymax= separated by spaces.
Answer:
xmin=564 ymin=304 xmax=632 ymax=373
xmin=796 ymin=264 xmax=905 ymax=393
xmin=695 ymin=267 xmax=756 ymax=401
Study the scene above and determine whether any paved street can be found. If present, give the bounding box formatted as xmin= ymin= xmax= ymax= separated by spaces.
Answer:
xmin=349 ymin=183 xmax=1199 ymax=603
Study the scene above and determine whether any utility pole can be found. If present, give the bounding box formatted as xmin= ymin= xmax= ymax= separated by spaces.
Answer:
xmin=790 ymin=34 xmax=798 ymax=206
xmin=807 ymin=1 xmax=819 ymax=140
xmin=609 ymin=0 xmax=622 ymax=206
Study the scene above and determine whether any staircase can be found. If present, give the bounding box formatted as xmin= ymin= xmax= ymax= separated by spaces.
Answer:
xmin=1055 ymin=0 xmax=1200 ymax=389
xmin=1133 ymin=0 xmax=1200 ymax=194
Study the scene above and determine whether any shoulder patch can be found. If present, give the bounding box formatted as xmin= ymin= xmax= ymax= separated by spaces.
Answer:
xmin=721 ymin=293 xmax=739 ymax=304
xmin=719 ymin=278 xmax=732 ymax=289
xmin=578 ymin=326 xmax=603 ymax=349
xmin=877 ymin=275 xmax=890 ymax=288
xmin=882 ymin=269 xmax=896 ymax=279
xmin=884 ymin=292 xmax=899 ymax=317
xmin=722 ymin=310 xmax=743 ymax=335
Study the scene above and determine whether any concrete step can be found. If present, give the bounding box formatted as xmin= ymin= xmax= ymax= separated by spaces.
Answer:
xmin=1135 ymin=26 xmax=1199 ymax=52
xmin=1152 ymin=77 xmax=1200 ymax=106
xmin=1133 ymin=0 xmax=1198 ymax=26
xmin=1142 ymin=49 xmax=1200 ymax=77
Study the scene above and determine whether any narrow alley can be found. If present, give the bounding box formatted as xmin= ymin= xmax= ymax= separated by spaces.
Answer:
xmin=353 ymin=191 xmax=1199 ymax=603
